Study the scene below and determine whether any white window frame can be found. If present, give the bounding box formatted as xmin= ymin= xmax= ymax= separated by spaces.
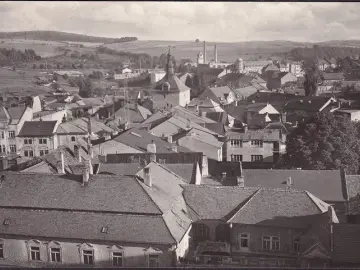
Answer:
xmin=39 ymin=138 xmax=47 ymax=145
xmin=82 ymin=249 xmax=94 ymax=265
xmin=71 ymin=136 xmax=76 ymax=142
xmin=111 ymin=251 xmax=124 ymax=267
xmin=0 ymin=145 xmax=5 ymax=153
xmin=251 ymin=140 xmax=263 ymax=147
xmin=47 ymin=241 xmax=62 ymax=263
xmin=293 ymin=237 xmax=300 ymax=254
xmin=262 ymin=236 xmax=280 ymax=251
xmin=239 ymin=233 xmax=250 ymax=249
xmin=0 ymin=132 xmax=4 ymax=139
xmin=9 ymin=144 xmax=16 ymax=153
xmin=198 ymin=224 xmax=209 ymax=238
xmin=8 ymin=131 xmax=15 ymax=138
xmin=262 ymin=236 xmax=271 ymax=250
xmin=231 ymin=154 xmax=243 ymax=162
xmin=251 ymin=155 xmax=263 ymax=162
xmin=26 ymin=240 xmax=42 ymax=262
xmin=230 ymin=139 xmax=242 ymax=148
xmin=24 ymin=150 xmax=29 ymax=157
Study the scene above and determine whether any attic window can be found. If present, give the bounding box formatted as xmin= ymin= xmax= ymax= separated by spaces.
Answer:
xmin=3 ymin=219 xmax=9 ymax=226
xmin=130 ymin=132 xmax=142 ymax=138
xmin=101 ymin=226 xmax=109 ymax=234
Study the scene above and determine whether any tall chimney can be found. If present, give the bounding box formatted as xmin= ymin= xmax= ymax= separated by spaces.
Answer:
xmin=60 ymin=150 xmax=65 ymax=174
xmin=203 ymin=41 xmax=207 ymax=65
xmin=201 ymin=155 xmax=209 ymax=177
xmin=82 ymin=165 xmax=90 ymax=185
xmin=87 ymin=159 xmax=93 ymax=175
xmin=214 ymin=44 xmax=218 ymax=64
xmin=143 ymin=167 xmax=152 ymax=187
xmin=237 ymin=162 xmax=244 ymax=187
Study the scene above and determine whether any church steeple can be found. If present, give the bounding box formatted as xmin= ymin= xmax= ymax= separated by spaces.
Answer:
xmin=166 ymin=47 xmax=174 ymax=76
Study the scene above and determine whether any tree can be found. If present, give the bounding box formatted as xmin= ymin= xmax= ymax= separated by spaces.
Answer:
xmin=51 ymin=82 xmax=60 ymax=90
xmin=53 ymin=74 xmax=59 ymax=81
xmin=303 ymin=59 xmax=322 ymax=96
xmin=63 ymin=74 xmax=69 ymax=80
xmin=284 ymin=112 xmax=360 ymax=174
xmin=39 ymin=63 xmax=45 ymax=69
xmin=32 ymin=64 xmax=37 ymax=69
xmin=185 ymin=75 xmax=193 ymax=88
xmin=78 ymin=78 xmax=94 ymax=98
xmin=192 ymin=74 xmax=200 ymax=89
xmin=195 ymin=39 xmax=200 ymax=43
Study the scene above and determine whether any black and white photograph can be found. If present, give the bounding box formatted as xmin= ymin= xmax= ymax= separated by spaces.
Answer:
xmin=0 ymin=1 xmax=359 ymax=268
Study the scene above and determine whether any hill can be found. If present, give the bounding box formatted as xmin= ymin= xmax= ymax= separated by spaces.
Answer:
xmin=0 ymin=31 xmax=137 ymax=44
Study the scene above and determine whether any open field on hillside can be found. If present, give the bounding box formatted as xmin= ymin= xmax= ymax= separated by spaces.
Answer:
xmin=0 ymin=39 xmax=65 ymax=57
xmin=0 ymin=67 xmax=51 ymax=96
xmin=105 ymin=40 xmax=305 ymax=62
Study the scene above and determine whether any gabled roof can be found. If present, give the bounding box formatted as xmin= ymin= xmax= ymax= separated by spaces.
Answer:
xmin=97 ymin=163 xmax=143 ymax=176
xmin=188 ymin=97 xmax=223 ymax=110
xmin=242 ymin=169 xmax=346 ymax=202
xmin=155 ymin=73 xmax=190 ymax=93
xmin=232 ymin=85 xmax=259 ymax=99
xmin=205 ymin=112 xmax=228 ymax=125
xmin=198 ymin=88 xmax=222 ymax=104
xmin=171 ymin=105 xmax=216 ymax=124
xmin=216 ymin=73 xmax=254 ymax=88
xmin=228 ymin=188 xmax=328 ymax=228
xmin=197 ymin=66 xmax=224 ymax=76
xmin=57 ymin=117 xmax=115 ymax=135
xmin=113 ymin=102 xmax=152 ymax=123
xmin=162 ymin=163 xmax=197 ymax=184
xmin=7 ymin=106 xmax=27 ymax=124
xmin=285 ymin=97 xmax=336 ymax=112
xmin=112 ymin=127 xmax=193 ymax=153
xmin=227 ymin=129 xmax=281 ymax=142
xmin=209 ymin=86 xmax=233 ymax=100
xmin=0 ymin=172 xmax=161 ymax=215
xmin=18 ymin=121 xmax=57 ymax=137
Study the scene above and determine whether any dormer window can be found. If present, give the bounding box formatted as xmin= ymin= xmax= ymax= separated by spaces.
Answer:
xmin=162 ymin=82 xmax=170 ymax=92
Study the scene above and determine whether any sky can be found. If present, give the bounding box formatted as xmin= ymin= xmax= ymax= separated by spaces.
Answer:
xmin=0 ymin=1 xmax=359 ymax=42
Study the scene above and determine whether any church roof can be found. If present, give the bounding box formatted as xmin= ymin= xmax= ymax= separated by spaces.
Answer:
xmin=155 ymin=73 xmax=190 ymax=93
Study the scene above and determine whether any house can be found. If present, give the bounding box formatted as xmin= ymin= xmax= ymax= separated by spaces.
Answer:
xmin=266 ymin=72 xmax=297 ymax=90
xmin=207 ymin=86 xmax=236 ymax=105
xmin=322 ymin=72 xmax=344 ymax=83
xmin=107 ymin=102 xmax=152 ymax=128
xmin=53 ymin=70 xmax=84 ymax=77
xmin=33 ymin=110 xmax=67 ymax=127
xmin=95 ymin=127 xmax=193 ymax=156
xmin=17 ymin=121 xmax=58 ymax=157
xmin=150 ymin=69 xmax=166 ymax=83
xmin=227 ymin=128 xmax=285 ymax=164
xmin=232 ymin=85 xmax=259 ymax=101
xmin=318 ymin=59 xmax=330 ymax=71
xmin=344 ymin=175 xmax=360 ymax=224
xmin=289 ymin=62 xmax=304 ymax=77
xmin=245 ymin=103 xmax=281 ymax=126
xmin=0 ymin=170 xmax=192 ymax=267
xmin=149 ymin=114 xmax=225 ymax=161
xmin=334 ymin=109 xmax=360 ymax=121
xmin=243 ymin=60 xmax=273 ymax=74
xmin=187 ymin=97 xmax=224 ymax=113
xmin=0 ymin=106 xmax=33 ymax=160
xmin=262 ymin=63 xmax=280 ymax=76
xmin=171 ymin=105 xmax=217 ymax=125
xmin=152 ymin=53 xmax=190 ymax=109
xmin=196 ymin=65 xmax=226 ymax=89
xmin=326 ymin=58 xmax=337 ymax=68
xmin=182 ymin=184 xmax=338 ymax=267
xmin=215 ymin=73 xmax=255 ymax=89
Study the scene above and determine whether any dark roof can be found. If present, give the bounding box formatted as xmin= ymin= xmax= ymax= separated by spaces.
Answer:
xmin=333 ymin=224 xmax=360 ymax=264
xmin=154 ymin=73 xmax=190 ymax=93
xmin=205 ymin=112 xmax=228 ymax=125
xmin=203 ymin=123 xmax=227 ymax=136
xmin=216 ymin=73 xmax=254 ymax=88
xmin=18 ymin=121 xmax=57 ymax=137
xmin=113 ymin=102 xmax=151 ymax=123
xmin=7 ymin=106 xmax=26 ymax=121
xmin=0 ymin=208 xmax=175 ymax=245
xmin=162 ymin=163 xmax=197 ymax=184
xmin=0 ymin=172 xmax=161 ymax=215
xmin=242 ymin=169 xmax=345 ymax=202
xmin=284 ymin=97 xmax=335 ymax=112
xmin=347 ymin=194 xmax=360 ymax=215
xmin=198 ymin=88 xmax=222 ymax=104
xmin=97 ymin=163 xmax=143 ymax=176
xmin=112 ymin=127 xmax=193 ymax=153
xmin=197 ymin=66 xmax=224 ymax=76
xmin=227 ymin=129 xmax=281 ymax=142
xmin=322 ymin=72 xmax=344 ymax=81
xmin=229 ymin=188 xmax=326 ymax=228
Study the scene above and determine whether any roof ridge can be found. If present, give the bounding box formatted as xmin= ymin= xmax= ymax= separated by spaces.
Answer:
xmin=305 ymin=190 xmax=329 ymax=214
xmin=149 ymin=162 xmax=189 ymax=185
xmin=227 ymin=188 xmax=261 ymax=223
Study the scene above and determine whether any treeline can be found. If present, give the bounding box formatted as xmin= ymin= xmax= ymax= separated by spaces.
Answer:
xmin=289 ymin=46 xmax=360 ymax=61
xmin=107 ymin=37 xmax=138 ymax=44
xmin=0 ymin=48 xmax=41 ymax=65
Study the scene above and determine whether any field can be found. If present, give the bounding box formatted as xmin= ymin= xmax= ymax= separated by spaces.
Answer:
xmin=105 ymin=40 xmax=308 ymax=62
xmin=0 ymin=39 xmax=65 ymax=57
xmin=0 ymin=67 xmax=52 ymax=96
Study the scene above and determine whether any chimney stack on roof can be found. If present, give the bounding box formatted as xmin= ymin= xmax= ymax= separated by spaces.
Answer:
xmin=286 ymin=177 xmax=292 ymax=189
xmin=82 ymin=165 xmax=90 ymax=185
xmin=147 ymin=140 xmax=157 ymax=154
xmin=167 ymin=135 xmax=173 ymax=144
xmin=237 ymin=162 xmax=245 ymax=187
xmin=58 ymin=150 xmax=65 ymax=174
xmin=143 ymin=167 xmax=152 ymax=187
xmin=171 ymin=144 xmax=178 ymax=153
xmin=201 ymin=155 xmax=209 ymax=177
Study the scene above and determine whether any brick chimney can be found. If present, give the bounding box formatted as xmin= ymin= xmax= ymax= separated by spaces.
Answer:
xmin=143 ymin=167 xmax=152 ymax=187
xmin=56 ymin=150 xmax=65 ymax=174
xmin=237 ymin=162 xmax=244 ymax=187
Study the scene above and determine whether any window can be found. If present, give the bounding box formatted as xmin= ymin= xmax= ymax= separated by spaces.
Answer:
xmin=39 ymin=150 xmax=49 ymax=156
xmin=263 ymin=236 xmax=271 ymax=250
xmin=112 ymin=252 xmax=123 ymax=267
xmin=71 ymin=136 xmax=76 ymax=142
xmin=251 ymin=155 xmax=263 ymax=162
xmin=197 ymin=224 xmax=209 ymax=237
xmin=263 ymin=236 xmax=280 ymax=251
xmin=8 ymin=131 xmax=15 ymax=138
xmin=0 ymin=145 xmax=5 ymax=153
xmin=0 ymin=243 xmax=4 ymax=259
xmin=39 ymin=138 xmax=47 ymax=144
xmin=293 ymin=238 xmax=300 ymax=253
xmin=30 ymin=246 xmax=41 ymax=261
xmin=24 ymin=139 xmax=33 ymax=145
xmin=231 ymin=154 xmax=243 ymax=162
xmin=24 ymin=150 xmax=28 ymax=157
xmin=240 ymin=233 xmax=250 ymax=248
xmin=83 ymin=250 xmax=94 ymax=265
xmin=50 ymin=248 xmax=61 ymax=263
xmin=148 ymin=254 xmax=159 ymax=267
xmin=9 ymin=145 xmax=16 ymax=153
xmin=0 ymin=132 xmax=4 ymax=139
xmin=230 ymin=140 xmax=242 ymax=148
xmin=251 ymin=140 xmax=263 ymax=147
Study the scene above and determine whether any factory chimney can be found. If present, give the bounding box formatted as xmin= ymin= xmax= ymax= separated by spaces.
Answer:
xmin=203 ymin=41 xmax=207 ymax=65
xmin=214 ymin=44 xmax=218 ymax=64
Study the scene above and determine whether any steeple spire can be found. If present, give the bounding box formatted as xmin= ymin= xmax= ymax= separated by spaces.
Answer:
xmin=166 ymin=46 xmax=174 ymax=76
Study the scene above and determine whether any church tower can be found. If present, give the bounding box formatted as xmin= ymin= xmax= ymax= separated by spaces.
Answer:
xmin=197 ymin=52 xmax=204 ymax=65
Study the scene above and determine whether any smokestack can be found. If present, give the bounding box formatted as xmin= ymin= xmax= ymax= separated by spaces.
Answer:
xmin=214 ymin=44 xmax=218 ymax=64
xmin=203 ymin=41 xmax=207 ymax=65
xmin=237 ymin=162 xmax=244 ymax=187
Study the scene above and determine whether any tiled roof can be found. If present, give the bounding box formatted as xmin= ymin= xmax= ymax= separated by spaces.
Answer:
xmin=203 ymin=122 xmax=227 ymax=136
xmin=0 ymin=208 xmax=176 ymax=245
xmin=18 ymin=121 xmax=57 ymax=137
xmin=7 ymin=106 xmax=26 ymax=123
xmin=205 ymin=112 xmax=228 ymax=124
xmin=242 ymin=169 xmax=346 ymax=202
xmin=333 ymin=224 xmax=360 ymax=264
xmin=227 ymin=129 xmax=281 ymax=141
xmin=171 ymin=106 xmax=216 ymax=124
xmin=284 ymin=97 xmax=335 ymax=112
xmin=0 ymin=107 xmax=9 ymax=121
xmin=209 ymin=86 xmax=233 ymax=100
xmin=59 ymin=117 xmax=115 ymax=135
xmin=347 ymin=194 xmax=360 ymax=215
xmin=322 ymin=72 xmax=344 ymax=81
xmin=155 ymin=73 xmax=190 ymax=93
xmin=56 ymin=121 xmax=88 ymax=135
xmin=232 ymin=85 xmax=259 ymax=99
xmin=197 ymin=66 xmax=224 ymax=76
xmin=229 ymin=188 xmax=328 ymax=228
xmin=188 ymin=97 xmax=222 ymax=110
xmin=0 ymin=172 xmax=161 ymax=215
xmin=182 ymin=185 xmax=258 ymax=220
xmin=345 ymin=175 xmax=360 ymax=199
xmin=162 ymin=163 xmax=196 ymax=184
xmin=198 ymin=88 xmax=222 ymax=104
xmin=113 ymin=103 xmax=151 ymax=123
xmin=97 ymin=163 xmax=143 ymax=175
xmin=216 ymin=73 xmax=254 ymax=88
xmin=112 ymin=127 xmax=193 ymax=153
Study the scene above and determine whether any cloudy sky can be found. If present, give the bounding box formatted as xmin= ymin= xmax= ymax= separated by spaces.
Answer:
xmin=0 ymin=1 xmax=359 ymax=42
